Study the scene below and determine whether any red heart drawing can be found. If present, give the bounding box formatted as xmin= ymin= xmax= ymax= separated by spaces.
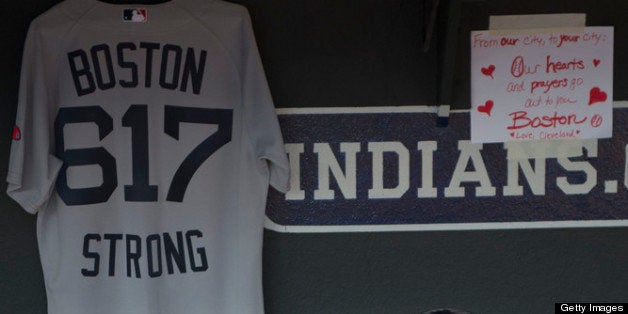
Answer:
xmin=593 ymin=59 xmax=600 ymax=67
xmin=477 ymin=100 xmax=494 ymax=116
xmin=588 ymin=87 xmax=607 ymax=105
xmin=510 ymin=132 xmax=515 ymax=138
xmin=576 ymin=130 xmax=581 ymax=135
xmin=481 ymin=65 xmax=495 ymax=79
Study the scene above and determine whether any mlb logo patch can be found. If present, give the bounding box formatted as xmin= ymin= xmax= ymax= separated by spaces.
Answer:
xmin=123 ymin=9 xmax=147 ymax=22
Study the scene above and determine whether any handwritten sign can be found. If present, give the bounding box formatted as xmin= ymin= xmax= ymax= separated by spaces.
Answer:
xmin=470 ymin=27 xmax=613 ymax=143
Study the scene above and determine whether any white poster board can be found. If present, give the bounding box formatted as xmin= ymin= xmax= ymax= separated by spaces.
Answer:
xmin=470 ymin=27 xmax=613 ymax=143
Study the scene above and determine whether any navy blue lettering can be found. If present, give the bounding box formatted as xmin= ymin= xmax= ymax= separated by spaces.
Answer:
xmin=103 ymin=234 xmax=122 ymax=276
xmin=159 ymin=44 xmax=182 ymax=90
xmin=82 ymin=234 xmax=101 ymax=277
xmin=186 ymin=230 xmax=208 ymax=272
xmin=68 ymin=42 xmax=205 ymax=95
xmin=122 ymin=105 xmax=158 ymax=201
xmin=146 ymin=234 xmax=163 ymax=278
xmin=68 ymin=49 xmax=96 ymax=96
xmin=55 ymin=105 xmax=232 ymax=205
xmin=139 ymin=42 xmax=160 ymax=88
xmin=164 ymin=106 xmax=233 ymax=202
xmin=164 ymin=231 xmax=187 ymax=274
xmin=126 ymin=234 xmax=142 ymax=278
xmin=82 ymin=231 xmax=207 ymax=278
xmin=90 ymin=44 xmax=116 ymax=90
xmin=117 ymin=42 xmax=138 ymax=88
xmin=180 ymin=48 xmax=207 ymax=95
xmin=55 ymin=106 xmax=117 ymax=206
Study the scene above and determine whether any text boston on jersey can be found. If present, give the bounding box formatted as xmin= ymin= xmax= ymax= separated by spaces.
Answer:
xmin=68 ymin=42 xmax=208 ymax=96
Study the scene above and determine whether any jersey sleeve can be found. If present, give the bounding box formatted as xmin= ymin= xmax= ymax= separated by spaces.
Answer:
xmin=6 ymin=21 xmax=62 ymax=214
xmin=240 ymin=10 xmax=290 ymax=193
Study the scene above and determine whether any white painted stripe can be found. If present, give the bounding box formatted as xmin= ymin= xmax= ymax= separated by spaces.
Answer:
xmin=489 ymin=14 xmax=585 ymax=30
xmin=276 ymin=106 xmax=437 ymax=115
xmin=264 ymin=216 xmax=628 ymax=233
xmin=615 ymin=100 xmax=628 ymax=108
xmin=276 ymin=101 xmax=628 ymax=114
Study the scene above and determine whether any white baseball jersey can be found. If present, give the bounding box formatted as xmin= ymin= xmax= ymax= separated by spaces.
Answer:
xmin=6 ymin=0 xmax=289 ymax=313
